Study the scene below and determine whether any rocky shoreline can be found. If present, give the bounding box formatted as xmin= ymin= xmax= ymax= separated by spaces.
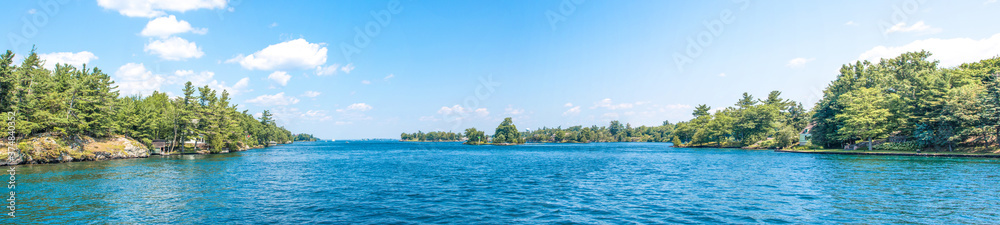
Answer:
xmin=1 ymin=134 xmax=149 ymax=166
xmin=1 ymin=133 xmax=291 ymax=166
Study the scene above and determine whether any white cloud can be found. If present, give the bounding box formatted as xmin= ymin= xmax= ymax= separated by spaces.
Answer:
xmin=474 ymin=108 xmax=489 ymax=117
xmin=987 ymin=0 xmax=998 ymax=4
xmin=718 ymin=73 xmax=726 ymax=77
xmin=361 ymin=80 xmax=371 ymax=85
xmin=170 ymin=70 xmax=213 ymax=85
xmin=301 ymin=110 xmax=332 ymax=121
xmin=384 ymin=74 xmax=394 ymax=80
xmin=234 ymin=38 xmax=327 ymax=71
xmin=170 ymin=70 xmax=250 ymax=94
xmin=246 ymin=92 xmax=299 ymax=106
xmin=97 ymin=0 xmax=227 ymax=18
xmin=504 ymin=106 xmax=524 ymax=115
xmin=269 ymin=22 xmax=278 ymax=28
xmin=337 ymin=103 xmax=372 ymax=112
xmin=602 ymin=112 xmax=620 ymax=119
xmin=140 ymin=15 xmax=207 ymax=38
xmin=884 ymin=21 xmax=941 ymax=35
xmin=592 ymin=98 xmax=636 ymax=110
xmin=564 ymin=103 xmax=573 ymax=107
xmin=661 ymin=104 xmax=693 ymax=111
xmin=144 ymin=36 xmax=204 ymax=60
xmin=268 ymin=71 xmax=291 ymax=86
xmin=302 ymin=91 xmax=321 ymax=97
xmin=27 ymin=9 xmax=36 ymax=14
xmin=563 ymin=106 xmax=581 ymax=116
xmin=858 ymin=33 xmax=1000 ymax=68
xmin=113 ymin=63 xmax=165 ymax=96
xmin=315 ymin=63 xmax=340 ymax=76
xmin=437 ymin=105 xmax=489 ymax=118
xmin=786 ymin=57 xmax=815 ymax=68
xmin=340 ymin=63 xmax=355 ymax=74
xmin=217 ymin=77 xmax=251 ymax=95
xmin=38 ymin=51 xmax=97 ymax=70
xmin=845 ymin=21 xmax=856 ymax=26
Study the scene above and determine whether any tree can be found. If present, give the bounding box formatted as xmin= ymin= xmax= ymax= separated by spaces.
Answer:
xmin=980 ymin=73 xmax=1000 ymax=146
xmin=836 ymin=87 xmax=892 ymax=150
xmin=464 ymin=128 xmax=486 ymax=144
xmin=693 ymin=104 xmax=712 ymax=117
xmin=492 ymin=117 xmax=521 ymax=144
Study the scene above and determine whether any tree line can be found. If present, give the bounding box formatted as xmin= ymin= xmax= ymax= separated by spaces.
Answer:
xmin=811 ymin=51 xmax=999 ymax=151
xmin=668 ymin=91 xmax=810 ymax=148
xmin=294 ymin=133 xmax=319 ymax=141
xmin=400 ymin=51 xmax=998 ymax=152
xmin=1 ymin=49 xmax=297 ymax=154
xmin=523 ymin=120 xmax=674 ymax=143
xmin=400 ymin=131 xmax=462 ymax=142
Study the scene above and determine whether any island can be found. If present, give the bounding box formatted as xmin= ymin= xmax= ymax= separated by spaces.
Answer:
xmin=0 ymin=49 xmax=313 ymax=165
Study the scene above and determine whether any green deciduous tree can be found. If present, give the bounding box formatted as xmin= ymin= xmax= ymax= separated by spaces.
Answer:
xmin=836 ymin=87 xmax=893 ymax=150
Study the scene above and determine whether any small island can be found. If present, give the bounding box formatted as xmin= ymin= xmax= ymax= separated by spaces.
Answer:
xmin=401 ymin=117 xmax=525 ymax=145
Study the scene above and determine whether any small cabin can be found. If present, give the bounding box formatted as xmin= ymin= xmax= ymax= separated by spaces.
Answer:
xmin=151 ymin=139 xmax=169 ymax=154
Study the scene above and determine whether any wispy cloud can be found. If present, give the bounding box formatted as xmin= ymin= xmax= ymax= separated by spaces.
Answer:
xmin=859 ymin=33 xmax=1000 ymax=68
xmin=246 ymin=92 xmax=300 ymax=106
xmin=884 ymin=21 xmax=942 ymax=35
xmin=786 ymin=57 xmax=815 ymax=68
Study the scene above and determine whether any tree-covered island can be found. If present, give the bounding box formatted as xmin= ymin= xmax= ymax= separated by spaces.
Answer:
xmin=403 ymin=51 xmax=1000 ymax=154
xmin=1 ymin=49 xmax=315 ymax=165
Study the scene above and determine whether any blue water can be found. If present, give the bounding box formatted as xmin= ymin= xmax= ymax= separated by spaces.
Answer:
xmin=8 ymin=141 xmax=1000 ymax=224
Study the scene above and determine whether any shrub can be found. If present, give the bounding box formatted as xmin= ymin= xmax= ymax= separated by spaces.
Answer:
xmin=873 ymin=141 xmax=919 ymax=151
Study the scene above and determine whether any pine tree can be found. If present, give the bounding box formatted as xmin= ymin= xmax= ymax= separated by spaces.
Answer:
xmin=980 ymin=74 xmax=1000 ymax=146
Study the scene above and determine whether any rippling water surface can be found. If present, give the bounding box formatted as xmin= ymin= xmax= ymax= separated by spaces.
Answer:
xmin=11 ymin=141 xmax=1000 ymax=224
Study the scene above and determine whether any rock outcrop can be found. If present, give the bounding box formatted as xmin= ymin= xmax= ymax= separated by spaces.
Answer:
xmin=1 ymin=133 xmax=149 ymax=165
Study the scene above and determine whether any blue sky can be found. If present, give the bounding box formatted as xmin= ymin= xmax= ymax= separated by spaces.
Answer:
xmin=3 ymin=0 xmax=1000 ymax=139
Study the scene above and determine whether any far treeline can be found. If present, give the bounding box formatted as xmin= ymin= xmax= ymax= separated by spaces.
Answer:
xmin=0 ymin=49 xmax=308 ymax=153
xmin=401 ymin=117 xmax=523 ymax=145
xmin=405 ymin=51 xmax=1000 ymax=152
xmin=520 ymin=90 xmax=809 ymax=149
xmin=293 ymin=133 xmax=320 ymax=142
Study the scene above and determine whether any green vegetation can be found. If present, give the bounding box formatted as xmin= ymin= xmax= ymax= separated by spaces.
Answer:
xmin=463 ymin=128 xmax=487 ymax=145
xmin=811 ymin=51 xmax=1000 ymax=152
xmin=668 ymin=91 xmax=810 ymax=149
xmin=491 ymin=117 xmax=524 ymax=144
xmin=294 ymin=133 xmax=319 ymax=141
xmin=523 ymin=120 xmax=674 ymax=143
xmin=0 ymin=48 xmax=300 ymax=155
xmin=400 ymin=131 xmax=462 ymax=142
xmin=667 ymin=51 xmax=999 ymax=152
xmin=404 ymin=51 xmax=998 ymax=154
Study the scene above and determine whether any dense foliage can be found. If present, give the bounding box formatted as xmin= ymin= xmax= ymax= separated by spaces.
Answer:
xmin=492 ymin=117 xmax=524 ymax=144
xmin=294 ymin=133 xmax=319 ymax=141
xmin=463 ymin=128 xmax=487 ymax=144
xmin=523 ymin=120 xmax=674 ymax=143
xmin=400 ymin=131 xmax=462 ymax=141
xmin=402 ymin=51 xmax=998 ymax=152
xmin=0 ymin=49 xmax=296 ymax=154
xmin=811 ymin=51 xmax=1000 ymax=151
xmin=669 ymin=91 xmax=811 ymax=148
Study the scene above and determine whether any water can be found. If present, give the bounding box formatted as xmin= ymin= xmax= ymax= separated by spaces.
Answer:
xmin=9 ymin=141 xmax=1000 ymax=224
